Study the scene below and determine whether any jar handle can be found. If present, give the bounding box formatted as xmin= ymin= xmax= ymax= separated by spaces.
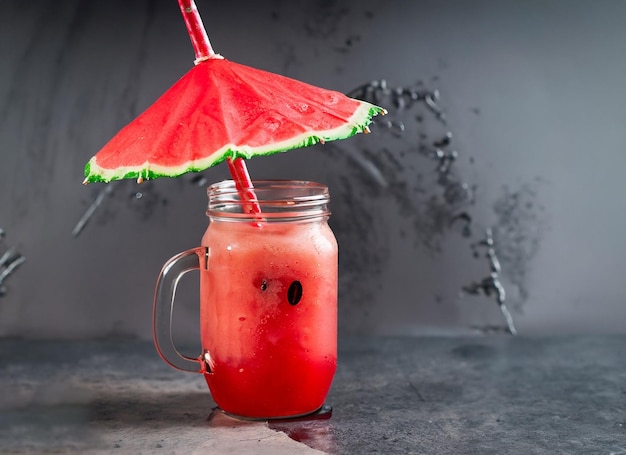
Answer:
xmin=153 ymin=247 xmax=206 ymax=373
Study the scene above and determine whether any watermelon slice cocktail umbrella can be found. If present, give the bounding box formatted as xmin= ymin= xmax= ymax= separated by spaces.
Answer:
xmin=83 ymin=0 xmax=386 ymax=202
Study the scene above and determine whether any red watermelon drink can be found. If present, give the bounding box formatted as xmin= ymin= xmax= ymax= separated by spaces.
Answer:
xmin=200 ymin=181 xmax=338 ymax=418
xmin=82 ymin=0 xmax=384 ymax=422
xmin=153 ymin=180 xmax=338 ymax=419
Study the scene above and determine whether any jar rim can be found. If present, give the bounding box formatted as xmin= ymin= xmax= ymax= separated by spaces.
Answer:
xmin=209 ymin=179 xmax=328 ymax=194
xmin=207 ymin=180 xmax=330 ymax=221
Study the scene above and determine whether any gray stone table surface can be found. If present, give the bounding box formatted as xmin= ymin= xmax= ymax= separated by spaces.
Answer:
xmin=0 ymin=336 xmax=625 ymax=454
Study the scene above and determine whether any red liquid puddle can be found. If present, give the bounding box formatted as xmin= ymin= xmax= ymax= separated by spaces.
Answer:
xmin=268 ymin=405 xmax=335 ymax=453
xmin=208 ymin=405 xmax=335 ymax=452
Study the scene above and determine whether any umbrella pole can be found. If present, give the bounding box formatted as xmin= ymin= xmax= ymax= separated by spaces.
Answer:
xmin=177 ymin=0 xmax=262 ymax=218
xmin=178 ymin=0 xmax=215 ymax=63
xmin=227 ymin=157 xmax=262 ymax=217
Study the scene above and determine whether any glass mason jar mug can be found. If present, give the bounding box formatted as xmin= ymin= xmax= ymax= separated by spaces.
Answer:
xmin=153 ymin=180 xmax=338 ymax=420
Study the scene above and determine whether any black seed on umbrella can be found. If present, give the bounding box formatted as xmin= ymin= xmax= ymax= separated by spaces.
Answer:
xmin=260 ymin=280 xmax=268 ymax=291
xmin=287 ymin=281 xmax=303 ymax=305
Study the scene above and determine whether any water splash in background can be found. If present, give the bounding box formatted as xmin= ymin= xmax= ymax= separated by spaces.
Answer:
xmin=463 ymin=228 xmax=517 ymax=335
xmin=0 ymin=229 xmax=25 ymax=298
xmin=73 ymin=178 xmax=174 ymax=237
xmin=344 ymin=79 xmax=475 ymax=254
xmin=325 ymin=79 xmax=547 ymax=333
xmin=491 ymin=179 xmax=548 ymax=310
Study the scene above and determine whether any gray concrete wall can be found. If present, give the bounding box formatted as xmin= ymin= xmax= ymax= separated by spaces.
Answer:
xmin=1 ymin=0 xmax=625 ymax=340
